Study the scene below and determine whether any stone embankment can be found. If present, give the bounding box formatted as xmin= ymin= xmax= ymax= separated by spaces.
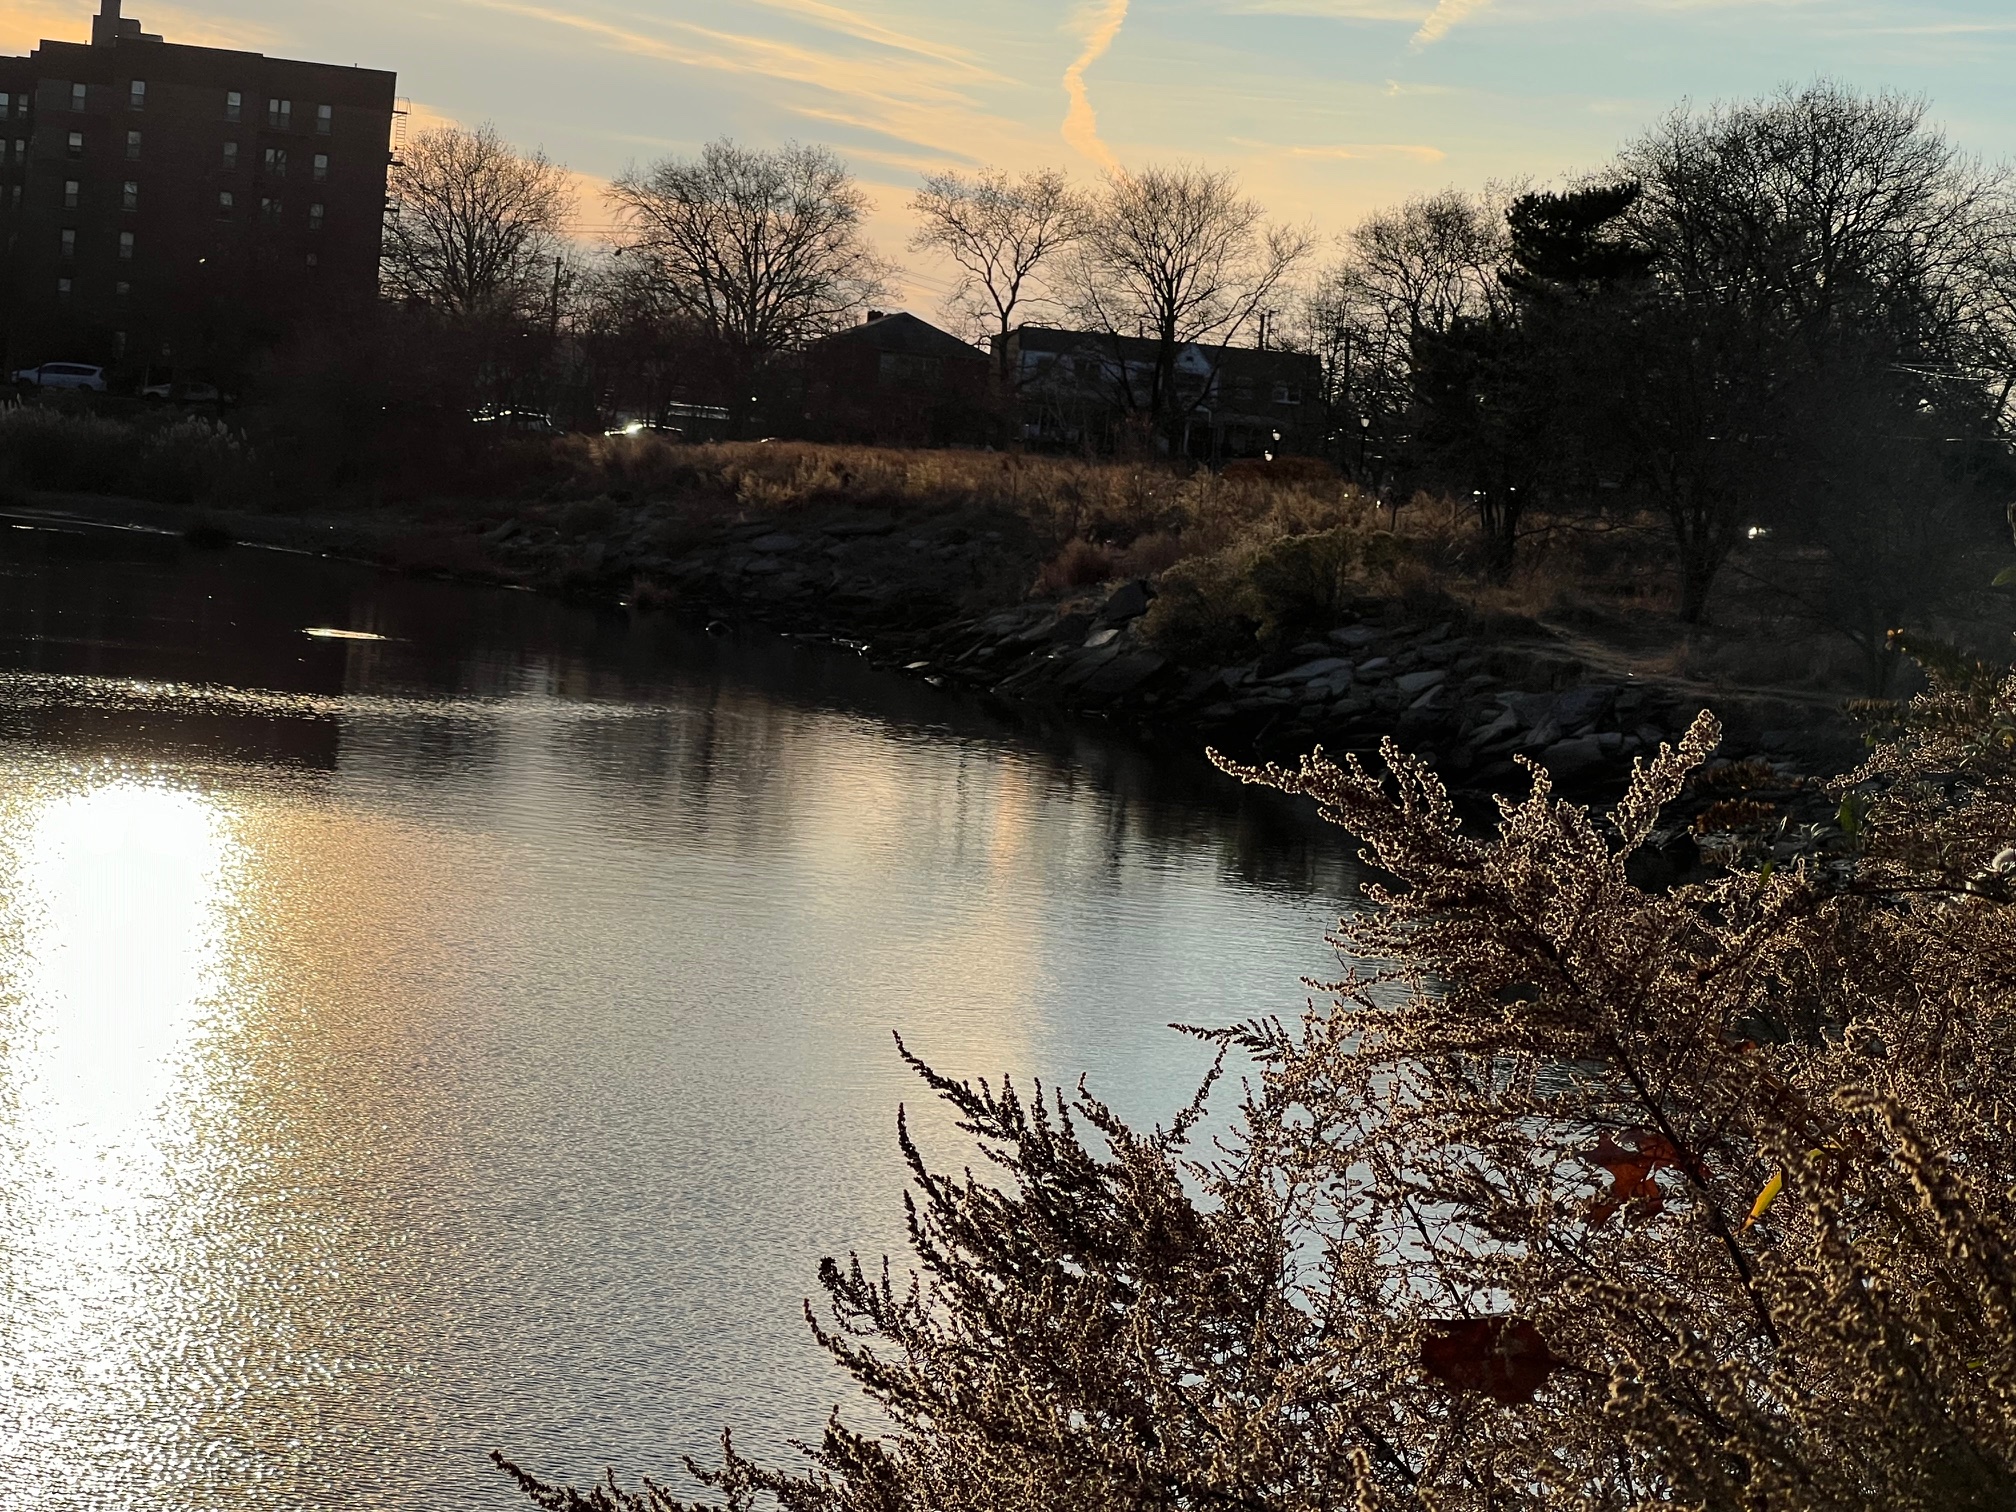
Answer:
xmin=472 ymin=494 xmax=1862 ymax=879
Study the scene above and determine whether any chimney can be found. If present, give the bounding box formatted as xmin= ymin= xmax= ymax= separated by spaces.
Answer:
xmin=864 ymin=310 xmax=885 ymax=325
xmin=93 ymin=0 xmax=157 ymax=45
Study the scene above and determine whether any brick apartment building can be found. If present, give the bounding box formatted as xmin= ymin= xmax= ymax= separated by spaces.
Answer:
xmin=0 ymin=1 xmax=396 ymax=378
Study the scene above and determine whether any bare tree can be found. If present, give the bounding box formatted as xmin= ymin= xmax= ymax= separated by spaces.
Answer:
xmin=383 ymin=123 xmax=574 ymax=322
xmin=1061 ymin=165 xmax=1313 ymax=443
xmin=1617 ymin=83 xmax=2007 ymax=621
xmin=908 ymin=168 xmax=1084 ymax=376
xmin=607 ymin=139 xmax=892 ymax=430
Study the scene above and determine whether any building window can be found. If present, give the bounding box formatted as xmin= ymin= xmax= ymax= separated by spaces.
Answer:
xmin=59 ymin=227 xmax=75 ymax=258
xmin=56 ymin=276 xmax=71 ymax=300
xmin=129 ymin=80 xmax=145 ymax=110
xmin=306 ymin=251 xmax=319 ymax=268
xmin=70 ymin=83 xmax=86 ymax=112
xmin=266 ymin=98 xmax=291 ymax=130
xmin=8 ymin=186 xmax=18 ymax=210
xmin=122 ymin=180 xmax=138 ymax=211
xmin=1271 ymin=383 xmax=1302 ymax=405
xmin=260 ymin=196 xmax=281 ymax=224
xmin=263 ymin=146 xmax=287 ymax=177
xmin=225 ymin=90 xmax=242 ymax=122
xmin=63 ymin=179 xmax=79 ymax=208
xmin=0 ymin=94 xmax=12 ymax=119
xmin=119 ymin=230 xmax=134 ymax=259
xmin=316 ymin=103 xmax=333 ymax=135
xmin=126 ymin=129 xmax=141 ymax=159
xmin=115 ymin=280 xmax=130 ymax=298
xmin=66 ymin=130 xmax=83 ymax=158
xmin=13 ymin=140 xmax=24 ymax=163
xmin=308 ymin=202 xmax=324 ymax=231
xmin=222 ymin=140 xmax=237 ymax=170
xmin=312 ymin=152 xmax=329 ymax=182
xmin=114 ymin=330 xmax=127 ymax=356
xmin=217 ymin=190 xmax=234 ymax=216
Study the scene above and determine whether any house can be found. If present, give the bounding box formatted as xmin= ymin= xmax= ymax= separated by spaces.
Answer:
xmin=992 ymin=326 xmax=1323 ymax=461
xmin=802 ymin=310 xmax=990 ymax=447
xmin=0 ymin=0 xmax=397 ymax=377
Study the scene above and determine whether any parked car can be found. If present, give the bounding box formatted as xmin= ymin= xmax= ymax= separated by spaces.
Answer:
xmin=141 ymin=380 xmax=221 ymax=404
xmin=470 ymin=408 xmax=562 ymax=436
xmin=12 ymin=362 xmax=107 ymax=392
xmin=601 ymin=420 xmax=684 ymax=440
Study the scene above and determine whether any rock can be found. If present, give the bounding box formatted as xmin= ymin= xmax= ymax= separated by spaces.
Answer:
xmin=1358 ymin=657 xmax=1393 ymax=677
xmin=1542 ymin=734 xmax=1608 ymax=781
xmin=1329 ymin=626 xmax=1381 ymax=649
xmin=1097 ymin=578 xmax=1156 ymax=625
xmin=1080 ymin=650 xmax=1167 ymax=701
xmin=1408 ymin=685 xmax=1450 ymax=712
xmin=1596 ymin=731 xmax=1624 ymax=754
xmin=749 ymin=532 xmax=803 ymax=553
xmin=1083 ymin=626 xmax=1122 ymax=649
xmin=1054 ymin=642 xmax=1123 ymax=689
xmin=1270 ymin=656 xmax=1351 ymax=684
xmin=825 ymin=514 xmax=897 ymax=537
xmin=1549 ymin=684 xmax=1617 ymax=734
xmin=1049 ymin=611 xmax=1094 ymax=643
xmin=1469 ymin=707 xmax=1521 ymax=747
xmin=1290 ymin=641 xmax=1331 ymax=658
xmin=1635 ymin=723 xmax=1670 ymax=750
xmin=1395 ymin=668 xmax=1447 ymax=696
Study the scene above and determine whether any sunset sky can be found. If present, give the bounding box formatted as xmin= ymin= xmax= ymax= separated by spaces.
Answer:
xmin=6 ymin=0 xmax=2013 ymax=309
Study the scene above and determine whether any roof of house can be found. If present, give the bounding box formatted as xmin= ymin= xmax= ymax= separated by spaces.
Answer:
xmin=819 ymin=311 xmax=987 ymax=362
xmin=1004 ymin=325 xmax=1320 ymax=378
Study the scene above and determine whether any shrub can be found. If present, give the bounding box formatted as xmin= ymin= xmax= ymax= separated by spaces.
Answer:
xmin=1243 ymin=524 xmax=1360 ymax=641
xmin=499 ymin=650 xmax=2016 ymax=1512
xmin=0 ymin=404 xmax=133 ymax=493
xmin=1031 ymin=537 xmax=1117 ymax=595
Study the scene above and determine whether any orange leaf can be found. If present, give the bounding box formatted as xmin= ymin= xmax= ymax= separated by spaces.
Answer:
xmin=1584 ymin=1128 xmax=1705 ymax=1224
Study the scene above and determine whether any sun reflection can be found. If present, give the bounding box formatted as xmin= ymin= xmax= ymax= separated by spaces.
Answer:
xmin=0 ymin=778 xmax=236 ymax=1497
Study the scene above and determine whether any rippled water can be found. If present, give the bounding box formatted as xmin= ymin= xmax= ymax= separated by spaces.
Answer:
xmin=0 ymin=520 xmax=1354 ymax=1507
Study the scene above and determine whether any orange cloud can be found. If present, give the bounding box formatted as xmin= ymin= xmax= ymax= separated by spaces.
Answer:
xmin=1062 ymin=0 xmax=1129 ymax=172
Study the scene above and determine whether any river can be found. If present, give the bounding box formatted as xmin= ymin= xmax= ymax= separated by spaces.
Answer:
xmin=0 ymin=519 xmax=1353 ymax=1508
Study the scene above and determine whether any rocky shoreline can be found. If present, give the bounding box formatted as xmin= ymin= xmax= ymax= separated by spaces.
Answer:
xmin=5 ymin=487 xmax=1868 ymax=877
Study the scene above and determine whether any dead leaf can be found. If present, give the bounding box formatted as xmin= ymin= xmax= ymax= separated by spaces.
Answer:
xmin=1584 ymin=1128 xmax=1707 ymax=1224
xmin=1421 ymin=1317 xmax=1566 ymax=1406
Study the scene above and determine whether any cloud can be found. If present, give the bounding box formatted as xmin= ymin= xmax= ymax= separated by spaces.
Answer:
xmin=1409 ymin=0 xmax=1495 ymax=46
xmin=1226 ymin=0 xmax=1428 ymax=17
xmin=1233 ymin=136 xmax=1446 ymax=161
xmin=1061 ymin=0 xmax=1129 ymax=173
xmin=0 ymin=0 xmax=277 ymax=52
xmin=456 ymin=0 xmax=1015 ymax=164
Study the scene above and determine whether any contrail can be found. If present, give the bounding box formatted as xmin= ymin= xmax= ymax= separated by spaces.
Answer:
xmin=1062 ymin=0 xmax=1128 ymax=172
xmin=1410 ymin=0 xmax=1492 ymax=47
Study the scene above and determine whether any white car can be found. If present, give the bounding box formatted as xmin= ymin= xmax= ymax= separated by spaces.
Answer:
xmin=13 ymin=362 xmax=107 ymax=392
xmin=141 ymin=380 xmax=221 ymax=404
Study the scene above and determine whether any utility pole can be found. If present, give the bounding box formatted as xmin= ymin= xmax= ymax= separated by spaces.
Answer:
xmin=548 ymin=255 xmax=562 ymax=342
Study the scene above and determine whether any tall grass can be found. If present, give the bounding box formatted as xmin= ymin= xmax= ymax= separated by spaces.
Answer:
xmin=0 ymin=403 xmax=262 ymax=506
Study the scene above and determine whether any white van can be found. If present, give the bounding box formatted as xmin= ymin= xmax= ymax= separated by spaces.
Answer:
xmin=12 ymin=362 xmax=108 ymax=392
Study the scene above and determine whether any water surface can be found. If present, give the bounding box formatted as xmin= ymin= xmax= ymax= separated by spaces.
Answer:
xmin=0 ymin=521 xmax=1352 ymax=1507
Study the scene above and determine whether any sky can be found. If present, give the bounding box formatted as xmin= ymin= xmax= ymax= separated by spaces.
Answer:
xmin=5 ymin=0 xmax=2015 ymax=311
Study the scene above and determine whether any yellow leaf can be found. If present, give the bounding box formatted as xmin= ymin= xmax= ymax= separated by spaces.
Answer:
xmin=1745 ymin=1171 xmax=1784 ymax=1229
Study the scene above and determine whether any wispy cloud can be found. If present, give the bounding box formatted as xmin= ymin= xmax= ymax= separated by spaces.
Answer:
xmin=1226 ymin=0 xmax=1428 ymax=17
xmin=739 ymin=0 xmax=994 ymax=76
xmin=1234 ymin=135 xmax=1446 ymax=161
xmin=456 ymin=0 xmax=1013 ymax=162
xmin=1062 ymin=0 xmax=1130 ymax=172
xmin=1409 ymin=0 xmax=1494 ymax=46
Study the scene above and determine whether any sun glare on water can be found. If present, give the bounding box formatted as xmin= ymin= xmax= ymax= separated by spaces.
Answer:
xmin=0 ymin=778 xmax=239 ymax=1492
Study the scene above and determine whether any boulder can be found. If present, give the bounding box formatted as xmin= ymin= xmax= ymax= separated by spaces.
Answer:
xmin=1395 ymin=668 xmax=1447 ymax=696
xmin=1270 ymin=656 xmax=1351 ymax=684
xmin=749 ymin=532 xmax=804 ymax=553
xmin=1081 ymin=650 xmax=1167 ymax=701
xmin=1329 ymin=625 xmax=1381 ymax=649
xmin=1549 ymin=684 xmax=1618 ymax=734
xmin=1541 ymin=734 xmax=1608 ymax=781
xmin=1097 ymin=578 xmax=1156 ymax=625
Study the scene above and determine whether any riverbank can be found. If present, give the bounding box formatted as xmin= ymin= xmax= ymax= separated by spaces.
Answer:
xmin=0 ymin=475 xmax=1867 ymax=883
